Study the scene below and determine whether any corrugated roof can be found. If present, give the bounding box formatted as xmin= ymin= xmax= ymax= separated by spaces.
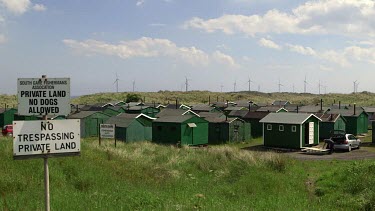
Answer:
xmin=154 ymin=115 xmax=193 ymax=123
xmin=228 ymin=110 xmax=249 ymax=118
xmin=80 ymin=105 xmax=105 ymax=111
xmin=272 ymin=100 xmax=290 ymax=106
xmin=298 ymin=105 xmax=329 ymax=113
xmin=156 ymin=108 xmax=198 ymax=118
xmin=326 ymin=108 xmax=366 ymax=117
xmin=224 ymin=106 xmax=248 ymax=111
xmin=260 ymin=113 xmax=321 ymax=124
xmin=363 ymin=107 xmax=375 ymax=113
xmin=106 ymin=116 xmax=134 ymax=128
xmin=117 ymin=113 xmax=139 ymax=119
xmin=243 ymin=111 xmax=269 ymax=119
xmin=318 ymin=113 xmax=341 ymax=122
xmin=67 ymin=111 xmax=99 ymax=119
xmin=199 ymin=112 xmax=225 ymax=119
xmin=205 ymin=117 xmax=235 ymax=123
xmin=256 ymin=106 xmax=286 ymax=112
xmin=191 ymin=104 xmax=215 ymax=112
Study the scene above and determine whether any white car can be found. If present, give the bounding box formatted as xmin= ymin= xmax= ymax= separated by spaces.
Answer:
xmin=331 ymin=133 xmax=361 ymax=152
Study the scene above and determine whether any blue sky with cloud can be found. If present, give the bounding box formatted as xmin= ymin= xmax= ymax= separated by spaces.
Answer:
xmin=0 ymin=0 xmax=374 ymax=95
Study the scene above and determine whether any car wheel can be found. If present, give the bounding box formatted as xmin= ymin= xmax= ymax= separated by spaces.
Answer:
xmin=357 ymin=144 xmax=360 ymax=149
xmin=348 ymin=145 xmax=352 ymax=152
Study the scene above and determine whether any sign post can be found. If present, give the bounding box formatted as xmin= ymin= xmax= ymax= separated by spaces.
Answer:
xmin=100 ymin=124 xmax=116 ymax=147
xmin=15 ymin=75 xmax=77 ymax=211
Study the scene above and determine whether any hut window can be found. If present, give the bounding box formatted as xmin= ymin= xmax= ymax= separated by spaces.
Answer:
xmin=157 ymin=126 xmax=162 ymax=131
xmin=267 ymin=124 xmax=272 ymax=130
xmin=279 ymin=125 xmax=284 ymax=131
xmin=291 ymin=126 xmax=296 ymax=132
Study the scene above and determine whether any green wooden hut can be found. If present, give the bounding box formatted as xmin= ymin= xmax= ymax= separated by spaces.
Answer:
xmin=260 ymin=113 xmax=321 ymax=149
xmin=0 ymin=108 xmax=17 ymax=127
xmin=103 ymin=106 xmax=126 ymax=117
xmin=105 ymin=113 xmax=155 ymax=142
xmin=205 ymin=117 xmax=251 ymax=144
xmin=67 ymin=111 xmax=111 ymax=138
xmin=242 ymin=111 xmax=269 ymax=138
xmin=124 ymin=106 xmax=159 ymax=118
xmin=327 ymin=107 xmax=368 ymax=135
xmin=318 ymin=113 xmax=346 ymax=139
xmin=152 ymin=115 xmax=208 ymax=145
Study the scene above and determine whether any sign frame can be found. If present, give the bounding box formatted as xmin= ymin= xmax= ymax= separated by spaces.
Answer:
xmin=17 ymin=77 xmax=71 ymax=116
xmin=13 ymin=119 xmax=81 ymax=160
xmin=100 ymin=124 xmax=115 ymax=139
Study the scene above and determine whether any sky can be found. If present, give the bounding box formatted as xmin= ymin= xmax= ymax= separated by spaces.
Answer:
xmin=0 ymin=0 xmax=374 ymax=96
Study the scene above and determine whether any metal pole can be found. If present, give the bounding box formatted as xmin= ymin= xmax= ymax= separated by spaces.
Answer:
xmin=44 ymin=156 xmax=50 ymax=211
xmin=114 ymin=124 xmax=117 ymax=148
xmin=42 ymin=75 xmax=50 ymax=211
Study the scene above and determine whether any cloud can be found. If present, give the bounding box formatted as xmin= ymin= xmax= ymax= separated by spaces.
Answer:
xmin=286 ymin=44 xmax=316 ymax=56
xmin=184 ymin=0 xmax=375 ymax=38
xmin=0 ymin=0 xmax=31 ymax=14
xmin=32 ymin=4 xmax=46 ymax=12
xmin=63 ymin=37 xmax=239 ymax=67
xmin=149 ymin=23 xmax=166 ymax=27
xmin=259 ymin=38 xmax=281 ymax=50
xmin=136 ymin=0 xmax=144 ymax=7
xmin=0 ymin=34 xmax=6 ymax=44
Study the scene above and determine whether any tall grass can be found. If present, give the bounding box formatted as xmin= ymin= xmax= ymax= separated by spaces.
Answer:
xmin=0 ymin=136 xmax=370 ymax=210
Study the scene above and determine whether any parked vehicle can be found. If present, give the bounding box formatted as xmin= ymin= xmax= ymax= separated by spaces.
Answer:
xmin=330 ymin=130 xmax=360 ymax=152
xmin=2 ymin=125 xmax=13 ymax=136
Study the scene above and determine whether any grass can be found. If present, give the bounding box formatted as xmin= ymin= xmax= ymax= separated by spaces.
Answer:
xmin=2 ymin=136 xmax=375 ymax=210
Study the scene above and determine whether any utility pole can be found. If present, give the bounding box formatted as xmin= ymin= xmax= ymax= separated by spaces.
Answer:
xmin=304 ymin=75 xmax=308 ymax=93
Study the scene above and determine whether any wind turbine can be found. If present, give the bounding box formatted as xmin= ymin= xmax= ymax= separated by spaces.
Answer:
xmin=220 ymin=84 xmax=224 ymax=92
xmin=113 ymin=73 xmax=120 ymax=93
xmin=304 ymin=75 xmax=309 ymax=93
xmin=278 ymin=78 xmax=283 ymax=93
xmin=247 ymin=76 xmax=254 ymax=92
xmin=185 ymin=76 xmax=191 ymax=92
xmin=233 ymin=80 xmax=237 ymax=92
xmin=318 ymin=80 xmax=323 ymax=95
xmin=353 ymin=80 xmax=359 ymax=93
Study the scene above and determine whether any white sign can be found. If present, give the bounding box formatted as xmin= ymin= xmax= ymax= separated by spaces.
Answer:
xmin=13 ymin=120 xmax=81 ymax=157
xmin=100 ymin=124 xmax=115 ymax=139
xmin=17 ymin=78 xmax=70 ymax=116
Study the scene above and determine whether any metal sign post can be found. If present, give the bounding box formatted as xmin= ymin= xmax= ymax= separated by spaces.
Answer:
xmin=14 ymin=75 xmax=79 ymax=211
xmin=43 ymin=114 xmax=50 ymax=211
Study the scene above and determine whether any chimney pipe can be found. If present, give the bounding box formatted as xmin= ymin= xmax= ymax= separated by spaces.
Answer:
xmin=339 ymin=101 xmax=341 ymax=109
xmin=297 ymin=105 xmax=299 ymax=113
xmin=175 ymin=98 xmax=178 ymax=109
xmin=248 ymin=103 xmax=251 ymax=111
xmin=216 ymin=96 xmax=219 ymax=102
xmin=320 ymin=99 xmax=323 ymax=111
xmin=208 ymin=96 xmax=211 ymax=105
xmin=226 ymin=100 xmax=229 ymax=108
xmin=354 ymin=103 xmax=356 ymax=115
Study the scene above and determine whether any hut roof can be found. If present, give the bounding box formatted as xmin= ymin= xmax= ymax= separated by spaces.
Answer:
xmin=260 ymin=113 xmax=321 ymax=124
xmin=67 ymin=111 xmax=100 ymax=119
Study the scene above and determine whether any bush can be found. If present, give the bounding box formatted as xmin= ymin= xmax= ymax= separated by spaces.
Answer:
xmin=125 ymin=93 xmax=142 ymax=103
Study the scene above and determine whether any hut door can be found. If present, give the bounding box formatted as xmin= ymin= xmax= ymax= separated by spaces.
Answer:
xmin=308 ymin=122 xmax=314 ymax=144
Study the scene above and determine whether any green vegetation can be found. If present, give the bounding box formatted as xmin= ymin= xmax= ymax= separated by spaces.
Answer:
xmin=1 ymin=136 xmax=375 ymax=210
xmin=125 ymin=93 xmax=142 ymax=103
xmin=3 ymin=91 xmax=375 ymax=106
